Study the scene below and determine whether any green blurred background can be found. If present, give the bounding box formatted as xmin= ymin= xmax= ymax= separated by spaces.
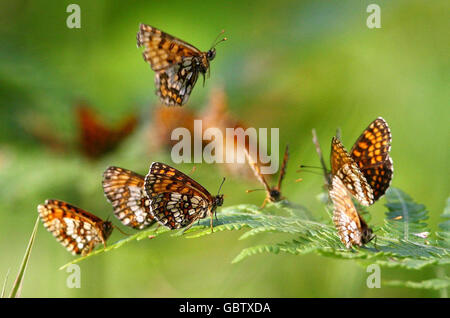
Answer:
xmin=0 ymin=0 xmax=448 ymax=297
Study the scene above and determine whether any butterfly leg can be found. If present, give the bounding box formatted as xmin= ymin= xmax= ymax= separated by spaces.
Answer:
xmin=260 ymin=198 xmax=269 ymax=209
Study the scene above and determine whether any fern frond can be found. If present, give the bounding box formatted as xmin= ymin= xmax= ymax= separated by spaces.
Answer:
xmin=436 ymin=197 xmax=450 ymax=248
xmin=384 ymin=278 xmax=450 ymax=290
xmin=381 ymin=188 xmax=430 ymax=243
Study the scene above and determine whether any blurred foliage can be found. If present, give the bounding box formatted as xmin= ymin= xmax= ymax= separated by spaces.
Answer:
xmin=0 ymin=0 xmax=449 ymax=297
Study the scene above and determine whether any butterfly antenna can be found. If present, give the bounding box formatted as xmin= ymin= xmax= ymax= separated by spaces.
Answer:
xmin=246 ymin=188 xmax=266 ymax=193
xmin=217 ymin=177 xmax=226 ymax=195
xmin=210 ymin=29 xmax=227 ymax=49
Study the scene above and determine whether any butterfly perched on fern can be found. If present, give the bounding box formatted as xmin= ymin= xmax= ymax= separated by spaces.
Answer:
xmin=327 ymin=117 xmax=392 ymax=248
xmin=329 ymin=176 xmax=375 ymax=248
xmin=246 ymin=145 xmax=289 ymax=208
xmin=144 ymin=162 xmax=225 ymax=232
xmin=102 ymin=166 xmax=156 ymax=230
xmin=137 ymin=24 xmax=226 ymax=106
xmin=37 ymin=200 xmax=113 ymax=255
xmin=76 ymin=104 xmax=138 ymax=159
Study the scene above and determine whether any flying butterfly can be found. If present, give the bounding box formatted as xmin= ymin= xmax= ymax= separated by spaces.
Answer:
xmin=329 ymin=176 xmax=374 ymax=248
xmin=144 ymin=162 xmax=225 ymax=232
xmin=102 ymin=166 xmax=156 ymax=230
xmin=76 ymin=104 xmax=137 ymax=159
xmin=137 ymin=24 xmax=226 ymax=106
xmin=246 ymin=145 xmax=289 ymax=208
xmin=37 ymin=199 xmax=113 ymax=256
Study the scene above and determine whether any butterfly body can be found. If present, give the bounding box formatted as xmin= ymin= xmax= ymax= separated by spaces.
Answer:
xmin=37 ymin=200 xmax=113 ymax=255
xmin=144 ymin=162 xmax=224 ymax=231
xmin=137 ymin=24 xmax=222 ymax=106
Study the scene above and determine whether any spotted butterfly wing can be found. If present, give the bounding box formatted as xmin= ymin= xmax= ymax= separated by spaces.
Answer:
xmin=102 ymin=166 xmax=156 ymax=230
xmin=137 ymin=24 xmax=220 ymax=106
xmin=330 ymin=137 xmax=374 ymax=206
xmin=144 ymin=162 xmax=223 ymax=230
xmin=329 ymin=176 xmax=374 ymax=248
xmin=350 ymin=117 xmax=393 ymax=201
xmin=37 ymin=200 xmax=113 ymax=255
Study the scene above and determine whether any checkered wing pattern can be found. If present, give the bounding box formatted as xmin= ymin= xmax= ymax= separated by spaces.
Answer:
xmin=137 ymin=24 xmax=208 ymax=106
xmin=351 ymin=117 xmax=393 ymax=201
xmin=144 ymin=162 xmax=215 ymax=229
xmin=102 ymin=166 xmax=155 ymax=230
xmin=329 ymin=176 xmax=373 ymax=248
xmin=331 ymin=137 xmax=374 ymax=206
xmin=37 ymin=200 xmax=113 ymax=255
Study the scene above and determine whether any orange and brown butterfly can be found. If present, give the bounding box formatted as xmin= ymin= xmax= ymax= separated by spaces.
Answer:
xmin=245 ymin=145 xmax=289 ymax=208
xmin=144 ymin=162 xmax=225 ymax=232
xmin=329 ymin=176 xmax=374 ymax=248
xmin=137 ymin=24 xmax=226 ymax=106
xmin=102 ymin=166 xmax=156 ymax=230
xmin=37 ymin=199 xmax=113 ymax=256
xmin=76 ymin=103 xmax=138 ymax=159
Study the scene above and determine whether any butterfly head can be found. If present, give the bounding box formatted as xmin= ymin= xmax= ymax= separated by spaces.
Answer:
xmin=214 ymin=194 xmax=224 ymax=208
xmin=206 ymin=48 xmax=216 ymax=61
xmin=269 ymin=188 xmax=282 ymax=202
xmin=101 ymin=221 xmax=114 ymax=240
xmin=213 ymin=177 xmax=226 ymax=209
xmin=361 ymin=225 xmax=375 ymax=245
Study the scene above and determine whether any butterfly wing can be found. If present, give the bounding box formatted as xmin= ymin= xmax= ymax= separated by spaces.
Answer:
xmin=144 ymin=162 xmax=214 ymax=229
xmin=137 ymin=24 xmax=204 ymax=106
xmin=329 ymin=176 xmax=365 ymax=248
xmin=331 ymin=137 xmax=374 ymax=206
xmin=76 ymin=105 xmax=136 ymax=158
xmin=102 ymin=166 xmax=155 ymax=230
xmin=37 ymin=200 xmax=111 ymax=255
xmin=351 ymin=117 xmax=393 ymax=201
xmin=155 ymin=62 xmax=199 ymax=106
xmin=137 ymin=24 xmax=202 ymax=72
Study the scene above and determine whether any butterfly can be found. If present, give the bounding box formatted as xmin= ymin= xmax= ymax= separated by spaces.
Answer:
xmin=329 ymin=175 xmax=374 ymax=248
xmin=330 ymin=117 xmax=393 ymax=205
xmin=76 ymin=104 xmax=137 ymax=159
xmin=246 ymin=145 xmax=289 ymax=208
xmin=144 ymin=162 xmax=224 ymax=232
xmin=137 ymin=24 xmax=226 ymax=106
xmin=37 ymin=199 xmax=113 ymax=256
xmin=102 ymin=166 xmax=156 ymax=230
